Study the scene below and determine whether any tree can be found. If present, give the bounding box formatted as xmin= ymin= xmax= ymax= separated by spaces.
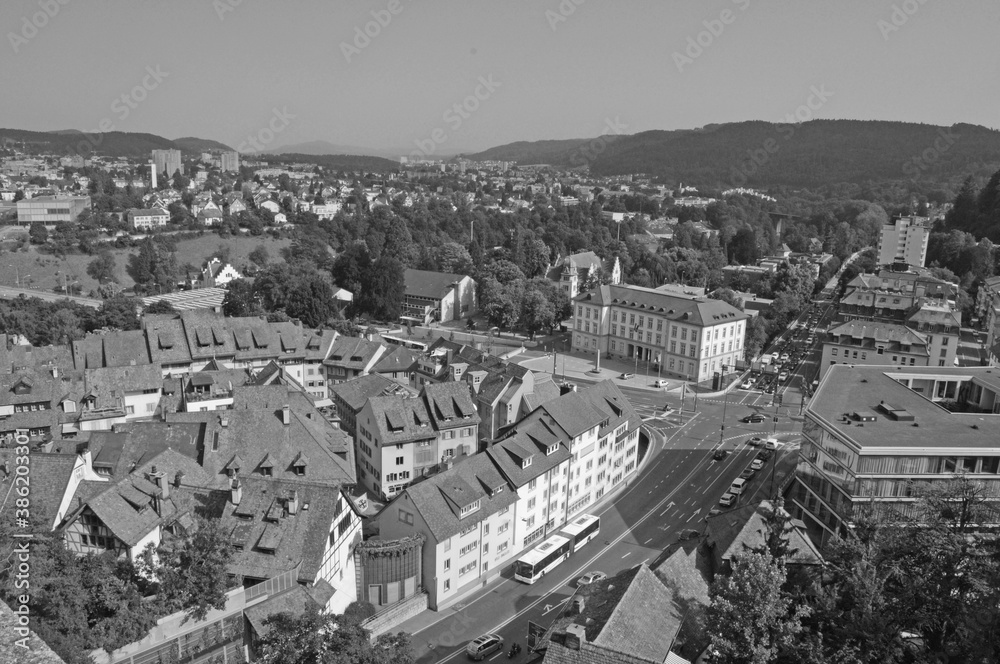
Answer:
xmin=249 ymin=244 xmax=270 ymax=268
xmin=28 ymin=221 xmax=48 ymax=245
xmin=435 ymin=242 xmax=474 ymax=274
xmin=255 ymin=606 xmax=412 ymax=664
xmin=145 ymin=517 xmax=234 ymax=621
xmin=87 ymin=251 xmax=118 ymax=285
xmin=709 ymin=288 xmax=744 ymax=311
xmin=520 ymin=288 xmax=555 ymax=338
xmin=708 ymin=549 xmax=808 ymax=664
xmin=142 ymin=299 xmax=177 ymax=315
xmin=353 ymin=255 xmax=405 ymax=321
xmin=94 ymin=295 xmax=140 ymax=331
xmin=222 ymin=278 xmax=263 ymax=317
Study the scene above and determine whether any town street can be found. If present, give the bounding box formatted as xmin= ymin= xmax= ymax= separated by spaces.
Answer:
xmin=406 ymin=385 xmax=802 ymax=663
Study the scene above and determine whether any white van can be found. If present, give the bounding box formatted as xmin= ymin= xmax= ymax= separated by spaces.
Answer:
xmin=729 ymin=477 xmax=748 ymax=495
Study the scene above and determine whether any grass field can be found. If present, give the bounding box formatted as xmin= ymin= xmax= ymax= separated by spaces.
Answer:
xmin=0 ymin=230 xmax=293 ymax=297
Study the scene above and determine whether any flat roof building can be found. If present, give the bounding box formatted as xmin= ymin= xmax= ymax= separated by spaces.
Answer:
xmin=877 ymin=215 xmax=929 ymax=268
xmin=789 ymin=364 xmax=1000 ymax=549
xmin=16 ymin=195 xmax=90 ymax=225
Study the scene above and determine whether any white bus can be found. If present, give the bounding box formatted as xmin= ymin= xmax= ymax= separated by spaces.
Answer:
xmin=559 ymin=514 xmax=601 ymax=553
xmin=513 ymin=534 xmax=571 ymax=584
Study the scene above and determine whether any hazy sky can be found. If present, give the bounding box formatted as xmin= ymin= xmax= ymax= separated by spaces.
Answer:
xmin=2 ymin=0 xmax=998 ymax=155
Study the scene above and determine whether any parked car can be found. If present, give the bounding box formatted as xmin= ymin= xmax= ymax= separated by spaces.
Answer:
xmin=778 ymin=371 xmax=789 ymax=382
xmin=654 ymin=378 xmax=669 ymax=388
xmin=719 ymin=492 xmax=736 ymax=507
xmin=730 ymin=478 xmax=748 ymax=495
xmin=740 ymin=468 xmax=756 ymax=480
xmin=678 ymin=529 xmax=701 ymax=541
xmin=741 ymin=379 xmax=753 ymax=389
xmin=750 ymin=458 xmax=765 ymax=471
xmin=757 ymin=449 xmax=773 ymax=462
xmin=619 ymin=372 xmax=635 ymax=380
xmin=740 ymin=413 xmax=766 ymax=424
xmin=779 ymin=353 xmax=790 ymax=362
xmin=577 ymin=571 xmax=607 ymax=587
xmin=467 ymin=634 xmax=504 ymax=661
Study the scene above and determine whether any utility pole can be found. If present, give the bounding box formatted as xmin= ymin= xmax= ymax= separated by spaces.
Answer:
xmin=718 ymin=364 xmax=730 ymax=445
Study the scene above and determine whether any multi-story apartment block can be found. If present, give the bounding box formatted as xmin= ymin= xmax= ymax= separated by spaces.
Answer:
xmin=220 ymin=150 xmax=240 ymax=173
xmin=976 ymin=276 xmax=1000 ymax=350
xmin=375 ymin=380 xmax=641 ymax=610
xmin=572 ymin=284 xmax=749 ymax=383
xmin=151 ymin=148 xmax=182 ymax=181
xmin=905 ymin=302 xmax=961 ymax=367
xmin=323 ymin=336 xmax=387 ymax=385
xmin=839 ymin=269 xmax=955 ymax=323
xmin=820 ymin=321 xmax=930 ymax=379
xmin=877 ymin=215 xmax=929 ymax=267
xmin=329 ymin=373 xmax=410 ymax=437
xmin=789 ymin=364 xmax=1000 ymax=549
xmin=127 ymin=207 xmax=169 ymax=230
xmin=356 ymin=382 xmax=480 ymax=500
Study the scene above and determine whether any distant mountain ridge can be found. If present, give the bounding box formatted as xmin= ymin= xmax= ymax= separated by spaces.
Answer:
xmin=263 ymin=140 xmax=395 ymax=159
xmin=463 ymin=120 xmax=1000 ymax=187
xmin=0 ymin=127 xmax=231 ymax=157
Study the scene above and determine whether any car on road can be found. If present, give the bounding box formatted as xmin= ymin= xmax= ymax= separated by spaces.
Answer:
xmin=718 ymin=492 xmax=736 ymax=507
xmin=779 ymin=353 xmax=790 ymax=362
xmin=467 ymin=634 xmax=504 ymax=661
xmin=654 ymin=379 xmax=669 ymax=388
xmin=729 ymin=477 xmax=748 ymax=495
xmin=619 ymin=372 xmax=635 ymax=380
xmin=778 ymin=371 xmax=789 ymax=382
xmin=750 ymin=458 xmax=765 ymax=471
xmin=712 ymin=448 xmax=730 ymax=460
xmin=740 ymin=468 xmax=756 ymax=480
xmin=747 ymin=436 xmax=765 ymax=447
xmin=577 ymin=571 xmax=607 ymax=587
xmin=765 ymin=438 xmax=782 ymax=451
xmin=678 ymin=529 xmax=701 ymax=541
xmin=756 ymin=449 xmax=773 ymax=462
xmin=740 ymin=413 xmax=766 ymax=423
xmin=741 ymin=379 xmax=753 ymax=390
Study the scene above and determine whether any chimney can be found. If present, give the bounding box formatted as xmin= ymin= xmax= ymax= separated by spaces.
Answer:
xmin=564 ymin=624 xmax=586 ymax=651
xmin=51 ymin=366 xmax=58 ymax=378
xmin=570 ymin=595 xmax=585 ymax=615
xmin=220 ymin=415 xmax=229 ymax=428
xmin=287 ymin=490 xmax=299 ymax=515
xmin=230 ymin=478 xmax=242 ymax=505
xmin=282 ymin=405 xmax=291 ymax=425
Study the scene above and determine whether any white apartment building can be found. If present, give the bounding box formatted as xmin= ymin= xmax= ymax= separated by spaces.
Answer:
xmin=573 ymin=284 xmax=749 ymax=383
xmin=877 ymin=216 xmax=929 ymax=268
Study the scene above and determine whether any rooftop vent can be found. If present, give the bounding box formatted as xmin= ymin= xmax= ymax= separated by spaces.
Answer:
xmin=877 ymin=402 xmax=914 ymax=422
xmin=851 ymin=412 xmax=877 ymax=423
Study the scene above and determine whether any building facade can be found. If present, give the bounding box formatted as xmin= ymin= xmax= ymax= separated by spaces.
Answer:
xmin=128 ymin=207 xmax=169 ymax=230
xmin=877 ymin=215 xmax=929 ymax=267
xmin=152 ymin=149 xmax=182 ymax=181
xmin=820 ymin=321 xmax=930 ymax=379
xmin=572 ymin=284 xmax=748 ymax=383
xmin=220 ymin=150 xmax=240 ymax=173
xmin=402 ymin=269 xmax=477 ymax=325
xmin=789 ymin=365 xmax=1000 ymax=549
xmin=16 ymin=196 xmax=90 ymax=224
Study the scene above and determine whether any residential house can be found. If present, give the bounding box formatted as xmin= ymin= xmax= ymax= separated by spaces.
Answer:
xmin=372 ymin=344 xmax=420 ymax=385
xmin=546 ymin=251 xmax=622 ymax=300
xmin=820 ymin=321 xmax=930 ymax=379
xmin=323 ymin=336 xmax=387 ymax=385
xmin=329 ymin=373 xmax=410 ymax=438
xmin=200 ymin=258 xmax=242 ymax=288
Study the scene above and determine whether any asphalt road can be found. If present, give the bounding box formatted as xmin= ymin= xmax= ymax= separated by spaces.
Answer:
xmin=0 ymin=284 xmax=102 ymax=308
xmin=409 ymin=387 xmax=802 ymax=664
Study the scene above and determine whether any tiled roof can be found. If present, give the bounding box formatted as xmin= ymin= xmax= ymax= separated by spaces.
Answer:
xmin=88 ymin=422 xmax=203 ymax=479
xmin=0 ymin=598 xmax=68 ymax=663
xmin=487 ymin=417 xmax=570 ymax=488
xmin=19 ymin=453 xmax=78 ymax=527
xmin=397 ymin=453 xmax=516 ymax=542
xmin=540 ymin=381 xmax=639 ymax=440
xmin=329 ymin=374 xmax=404 ymax=413
xmin=403 ymin=269 xmax=468 ymax=300
xmin=373 ymin=345 xmax=419 ymax=375
xmin=422 ymin=381 xmax=480 ymax=429
xmin=545 ymin=564 xmax=681 ymax=664
xmin=0 ymin=341 xmax=73 ymax=374
xmin=324 ymin=336 xmax=385 ymax=370
xmin=221 ymin=478 xmax=350 ymax=584
xmin=575 ymin=284 xmax=748 ymax=328
xmin=71 ymin=330 xmax=151 ymax=369
xmin=365 ymin=395 xmax=436 ymax=446
xmin=244 ymin=581 xmax=334 ymax=637
xmin=705 ymin=500 xmax=823 ymax=567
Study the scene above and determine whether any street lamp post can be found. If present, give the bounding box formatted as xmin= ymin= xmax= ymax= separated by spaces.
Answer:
xmin=719 ymin=364 xmax=730 ymax=445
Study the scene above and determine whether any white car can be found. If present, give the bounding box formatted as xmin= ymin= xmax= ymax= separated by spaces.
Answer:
xmin=654 ymin=379 xmax=669 ymax=388
xmin=577 ymin=571 xmax=607 ymax=587
xmin=765 ymin=438 xmax=783 ymax=451
xmin=719 ymin=492 xmax=736 ymax=507
xmin=741 ymin=379 xmax=753 ymax=390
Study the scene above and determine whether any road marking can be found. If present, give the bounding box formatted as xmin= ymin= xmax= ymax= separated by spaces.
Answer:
xmin=488 ymin=652 xmax=503 ymax=661
xmin=622 ymin=552 xmax=632 ymax=558
xmin=687 ymin=513 xmax=697 ymax=522
xmin=542 ymin=597 xmax=569 ymax=615
xmin=640 ymin=558 xmax=649 ymax=566
xmin=645 ymin=537 xmax=652 ymax=544
xmin=659 ymin=501 xmax=675 ymax=516
xmin=415 ymin=432 xmax=721 ymax=663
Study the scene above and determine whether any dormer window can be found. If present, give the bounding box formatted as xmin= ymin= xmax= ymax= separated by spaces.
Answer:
xmin=493 ymin=485 xmax=504 ymax=495
xmin=546 ymin=443 xmax=558 ymax=456
xmin=460 ymin=500 xmax=481 ymax=517
xmin=521 ymin=456 xmax=533 ymax=469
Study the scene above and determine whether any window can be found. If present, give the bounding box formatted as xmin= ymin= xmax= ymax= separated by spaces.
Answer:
xmin=460 ymin=541 xmax=478 ymax=556
xmin=444 ymin=579 xmax=451 ymax=592
xmin=831 ymin=348 xmax=838 ymax=356
xmin=444 ymin=558 xmax=451 ymax=571
xmin=498 ymin=521 xmax=509 ymax=534
xmin=528 ymin=478 xmax=537 ymax=490
xmin=460 ymin=500 xmax=481 ymax=517
xmin=396 ymin=456 xmax=404 ymax=465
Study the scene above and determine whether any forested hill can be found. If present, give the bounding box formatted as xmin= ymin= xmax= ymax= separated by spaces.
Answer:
xmin=265 ymin=152 xmax=400 ymax=173
xmin=0 ymin=128 xmax=230 ymax=157
xmin=464 ymin=121 xmax=1000 ymax=187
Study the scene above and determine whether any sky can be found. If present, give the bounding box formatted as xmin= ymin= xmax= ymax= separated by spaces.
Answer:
xmin=1 ymin=0 xmax=998 ymax=156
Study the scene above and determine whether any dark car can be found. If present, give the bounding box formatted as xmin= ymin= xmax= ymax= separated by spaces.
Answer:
xmin=740 ymin=413 xmax=766 ymax=424
xmin=713 ymin=448 xmax=730 ymax=460
xmin=740 ymin=467 xmax=756 ymax=480
xmin=757 ymin=449 xmax=773 ymax=462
